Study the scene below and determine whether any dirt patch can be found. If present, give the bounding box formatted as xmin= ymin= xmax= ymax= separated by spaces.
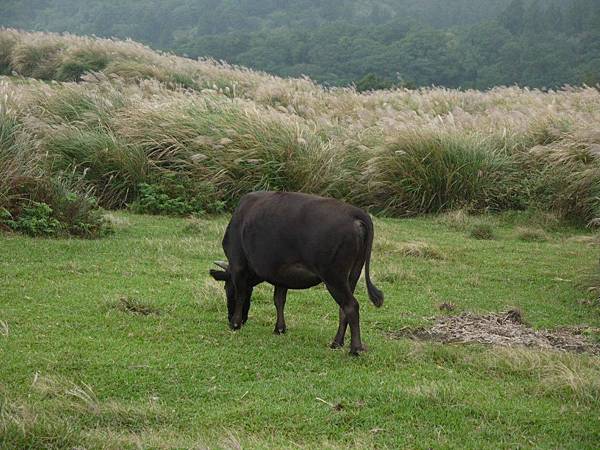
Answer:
xmin=388 ymin=310 xmax=600 ymax=355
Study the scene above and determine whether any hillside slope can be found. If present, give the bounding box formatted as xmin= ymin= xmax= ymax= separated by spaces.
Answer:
xmin=1 ymin=0 xmax=599 ymax=88
xmin=1 ymin=29 xmax=599 ymax=237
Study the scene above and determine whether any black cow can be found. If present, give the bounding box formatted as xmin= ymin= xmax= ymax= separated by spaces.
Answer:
xmin=209 ymin=191 xmax=383 ymax=355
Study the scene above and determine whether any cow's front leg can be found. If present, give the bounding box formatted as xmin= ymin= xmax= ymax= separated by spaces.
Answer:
xmin=273 ymin=286 xmax=288 ymax=334
xmin=241 ymin=286 xmax=253 ymax=324
xmin=230 ymin=271 xmax=249 ymax=330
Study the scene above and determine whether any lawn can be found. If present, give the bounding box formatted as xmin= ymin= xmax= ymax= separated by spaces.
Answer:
xmin=1 ymin=212 xmax=599 ymax=449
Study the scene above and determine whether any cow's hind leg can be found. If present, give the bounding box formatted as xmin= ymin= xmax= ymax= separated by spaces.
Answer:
xmin=330 ymin=259 xmax=363 ymax=349
xmin=330 ymin=307 xmax=347 ymax=349
xmin=273 ymin=286 xmax=288 ymax=334
xmin=325 ymin=279 xmax=365 ymax=355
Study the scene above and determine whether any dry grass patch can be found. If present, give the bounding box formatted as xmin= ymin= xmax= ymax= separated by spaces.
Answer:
xmin=516 ymin=226 xmax=549 ymax=242
xmin=182 ymin=216 xmax=211 ymax=234
xmin=31 ymin=374 xmax=162 ymax=425
xmin=103 ymin=212 xmax=131 ymax=229
xmin=399 ymin=241 xmax=445 ymax=260
xmin=568 ymin=234 xmax=600 ymax=246
xmin=436 ymin=210 xmax=499 ymax=232
xmin=376 ymin=267 xmax=418 ymax=284
xmin=112 ymin=296 xmax=160 ymax=316
xmin=476 ymin=347 xmax=600 ymax=402
xmin=469 ymin=224 xmax=496 ymax=240
xmin=389 ymin=310 xmax=600 ymax=354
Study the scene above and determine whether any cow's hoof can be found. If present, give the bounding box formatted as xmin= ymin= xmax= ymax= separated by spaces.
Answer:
xmin=330 ymin=340 xmax=344 ymax=349
xmin=273 ymin=326 xmax=286 ymax=335
xmin=349 ymin=344 xmax=367 ymax=356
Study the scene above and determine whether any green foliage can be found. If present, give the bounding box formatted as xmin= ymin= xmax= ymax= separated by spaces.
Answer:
xmin=9 ymin=40 xmax=65 ymax=80
xmin=131 ymin=181 xmax=225 ymax=216
xmin=1 ymin=31 xmax=599 ymax=228
xmin=355 ymin=73 xmax=397 ymax=92
xmin=0 ymin=202 xmax=61 ymax=236
xmin=0 ymin=105 xmax=111 ymax=238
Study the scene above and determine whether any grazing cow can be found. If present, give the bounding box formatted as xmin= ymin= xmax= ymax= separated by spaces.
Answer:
xmin=209 ymin=191 xmax=383 ymax=355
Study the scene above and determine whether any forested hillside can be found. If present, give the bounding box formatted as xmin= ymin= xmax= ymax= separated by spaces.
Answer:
xmin=1 ymin=0 xmax=599 ymax=88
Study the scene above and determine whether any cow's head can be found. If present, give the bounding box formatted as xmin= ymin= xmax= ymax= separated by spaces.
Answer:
xmin=209 ymin=261 xmax=236 ymax=323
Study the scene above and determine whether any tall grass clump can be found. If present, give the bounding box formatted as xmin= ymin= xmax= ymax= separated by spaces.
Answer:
xmin=363 ymin=131 xmax=515 ymax=215
xmin=1 ymin=29 xmax=599 ymax=226
xmin=0 ymin=31 xmax=17 ymax=75
xmin=55 ymin=46 xmax=109 ymax=82
xmin=114 ymin=95 xmax=338 ymax=208
xmin=45 ymin=126 xmax=148 ymax=208
xmin=521 ymin=138 xmax=600 ymax=225
xmin=9 ymin=39 xmax=65 ymax=80
xmin=0 ymin=86 xmax=110 ymax=237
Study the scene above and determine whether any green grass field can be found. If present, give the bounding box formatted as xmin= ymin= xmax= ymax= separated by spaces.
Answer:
xmin=1 ymin=212 xmax=599 ymax=449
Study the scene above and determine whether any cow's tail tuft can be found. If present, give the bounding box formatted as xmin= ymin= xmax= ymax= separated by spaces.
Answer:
xmin=358 ymin=212 xmax=384 ymax=308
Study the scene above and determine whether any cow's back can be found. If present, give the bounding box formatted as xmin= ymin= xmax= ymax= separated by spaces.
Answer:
xmin=231 ymin=192 xmax=363 ymax=284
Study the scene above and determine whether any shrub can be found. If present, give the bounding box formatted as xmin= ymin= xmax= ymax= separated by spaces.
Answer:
xmin=115 ymin=97 xmax=337 ymax=206
xmin=1 ymin=202 xmax=61 ymax=236
xmin=514 ymin=138 xmax=600 ymax=225
xmin=131 ymin=181 xmax=225 ymax=216
xmin=1 ymin=30 xmax=600 ymax=228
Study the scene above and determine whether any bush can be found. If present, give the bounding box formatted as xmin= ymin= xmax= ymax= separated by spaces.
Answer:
xmin=131 ymin=181 xmax=225 ymax=216
xmin=0 ymin=32 xmax=17 ymax=75
xmin=2 ymin=30 xmax=600 ymax=229
xmin=1 ymin=202 xmax=61 ymax=236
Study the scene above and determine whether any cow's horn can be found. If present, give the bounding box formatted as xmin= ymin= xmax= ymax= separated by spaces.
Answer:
xmin=213 ymin=260 xmax=229 ymax=271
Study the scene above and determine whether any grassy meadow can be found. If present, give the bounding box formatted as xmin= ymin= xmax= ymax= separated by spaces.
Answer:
xmin=2 ymin=211 xmax=600 ymax=449
xmin=1 ymin=28 xmax=600 ymax=449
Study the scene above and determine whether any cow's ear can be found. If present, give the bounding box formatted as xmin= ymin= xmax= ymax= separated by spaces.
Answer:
xmin=209 ymin=269 xmax=229 ymax=281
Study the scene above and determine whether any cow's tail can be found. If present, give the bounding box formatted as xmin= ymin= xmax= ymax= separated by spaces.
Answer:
xmin=357 ymin=212 xmax=384 ymax=308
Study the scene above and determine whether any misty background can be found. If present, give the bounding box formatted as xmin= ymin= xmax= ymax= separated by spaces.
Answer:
xmin=1 ymin=0 xmax=599 ymax=89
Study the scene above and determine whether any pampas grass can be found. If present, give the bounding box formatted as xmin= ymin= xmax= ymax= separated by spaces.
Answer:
xmin=1 ymin=28 xmax=599 ymax=225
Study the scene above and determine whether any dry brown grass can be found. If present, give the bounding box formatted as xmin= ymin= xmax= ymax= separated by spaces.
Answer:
xmin=1 ymin=28 xmax=600 ymax=223
xmin=398 ymin=241 xmax=446 ymax=260
xmin=516 ymin=226 xmax=549 ymax=242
